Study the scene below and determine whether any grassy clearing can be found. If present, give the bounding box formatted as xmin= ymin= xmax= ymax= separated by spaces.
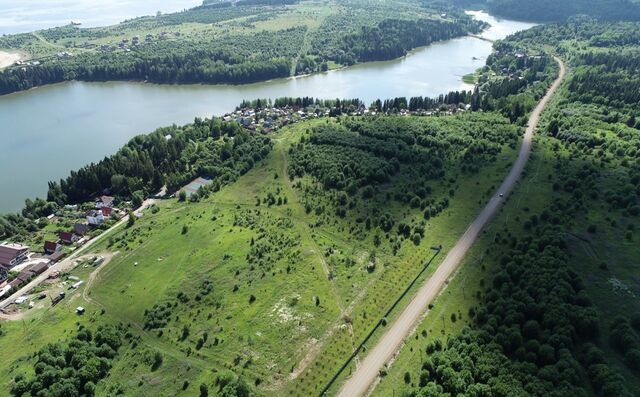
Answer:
xmin=279 ymin=118 xmax=521 ymax=396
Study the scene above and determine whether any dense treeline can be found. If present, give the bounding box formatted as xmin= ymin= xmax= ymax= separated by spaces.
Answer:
xmin=289 ymin=114 xmax=518 ymax=210
xmin=401 ymin=225 xmax=632 ymax=396
xmin=455 ymin=0 xmax=640 ymax=22
xmin=337 ymin=18 xmax=484 ymax=64
xmin=568 ymin=50 xmax=640 ymax=109
xmin=237 ymin=97 xmax=364 ymax=112
xmin=310 ymin=14 xmax=484 ymax=66
xmin=202 ymin=0 xmax=298 ymax=6
xmin=46 ymin=117 xmax=272 ymax=205
xmin=0 ymin=27 xmax=304 ymax=94
xmin=11 ymin=325 xmax=123 ymax=396
xmin=0 ymin=0 xmax=488 ymax=94
xmin=377 ymin=47 xmax=557 ymax=123
xmin=0 ymin=15 xmax=480 ymax=94
xmin=0 ymin=118 xmax=270 ymax=240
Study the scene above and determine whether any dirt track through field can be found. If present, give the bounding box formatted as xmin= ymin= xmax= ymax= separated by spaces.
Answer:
xmin=336 ymin=56 xmax=566 ymax=397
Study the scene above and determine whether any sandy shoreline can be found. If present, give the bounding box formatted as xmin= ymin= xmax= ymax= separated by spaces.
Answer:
xmin=0 ymin=51 xmax=23 ymax=69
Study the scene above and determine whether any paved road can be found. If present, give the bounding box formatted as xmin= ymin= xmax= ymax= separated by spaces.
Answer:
xmin=0 ymin=198 xmax=155 ymax=310
xmin=337 ymin=57 xmax=566 ymax=397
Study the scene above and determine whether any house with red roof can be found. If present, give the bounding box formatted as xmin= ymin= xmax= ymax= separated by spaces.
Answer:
xmin=58 ymin=231 xmax=78 ymax=244
xmin=44 ymin=241 xmax=61 ymax=254
xmin=100 ymin=207 xmax=113 ymax=217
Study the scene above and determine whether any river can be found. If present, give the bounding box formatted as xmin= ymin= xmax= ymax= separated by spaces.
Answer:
xmin=0 ymin=11 xmax=535 ymax=214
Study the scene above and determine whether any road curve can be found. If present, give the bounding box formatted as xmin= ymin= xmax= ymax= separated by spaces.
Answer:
xmin=337 ymin=56 xmax=566 ymax=397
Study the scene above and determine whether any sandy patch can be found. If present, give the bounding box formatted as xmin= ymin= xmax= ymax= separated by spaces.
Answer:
xmin=0 ymin=51 xmax=24 ymax=69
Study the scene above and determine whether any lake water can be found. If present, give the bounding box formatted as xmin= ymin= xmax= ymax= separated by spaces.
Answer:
xmin=0 ymin=0 xmax=202 ymax=35
xmin=0 ymin=11 xmax=535 ymax=214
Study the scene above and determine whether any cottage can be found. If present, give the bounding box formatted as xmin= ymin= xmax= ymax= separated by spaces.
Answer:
xmin=59 ymin=231 xmax=78 ymax=244
xmin=86 ymin=210 xmax=105 ymax=226
xmin=0 ymin=243 xmax=30 ymax=268
xmin=73 ymin=223 xmax=89 ymax=236
xmin=44 ymin=241 xmax=61 ymax=254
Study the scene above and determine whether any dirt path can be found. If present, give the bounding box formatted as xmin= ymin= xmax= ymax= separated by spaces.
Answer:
xmin=336 ymin=56 xmax=566 ymax=397
xmin=81 ymin=252 xmax=117 ymax=305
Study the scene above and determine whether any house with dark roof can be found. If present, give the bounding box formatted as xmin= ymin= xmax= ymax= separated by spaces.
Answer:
xmin=0 ymin=243 xmax=30 ymax=268
xmin=8 ymin=277 xmax=24 ymax=289
xmin=28 ymin=262 xmax=49 ymax=275
xmin=74 ymin=223 xmax=89 ymax=236
xmin=44 ymin=241 xmax=61 ymax=254
xmin=17 ymin=270 xmax=33 ymax=282
xmin=58 ymin=231 xmax=78 ymax=244
xmin=47 ymin=251 xmax=66 ymax=263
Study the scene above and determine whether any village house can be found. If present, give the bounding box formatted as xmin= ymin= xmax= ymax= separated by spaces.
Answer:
xmin=58 ymin=231 xmax=78 ymax=244
xmin=74 ymin=223 xmax=90 ymax=236
xmin=8 ymin=276 xmax=26 ymax=289
xmin=17 ymin=270 xmax=33 ymax=282
xmin=44 ymin=241 xmax=61 ymax=254
xmin=86 ymin=210 xmax=105 ymax=226
xmin=0 ymin=243 xmax=30 ymax=268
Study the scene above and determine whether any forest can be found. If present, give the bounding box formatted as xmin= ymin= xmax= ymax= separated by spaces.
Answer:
xmin=455 ymin=0 xmax=640 ymax=21
xmin=0 ymin=0 xmax=484 ymax=95
xmin=11 ymin=325 xmax=123 ymax=396
xmin=311 ymin=16 xmax=484 ymax=66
